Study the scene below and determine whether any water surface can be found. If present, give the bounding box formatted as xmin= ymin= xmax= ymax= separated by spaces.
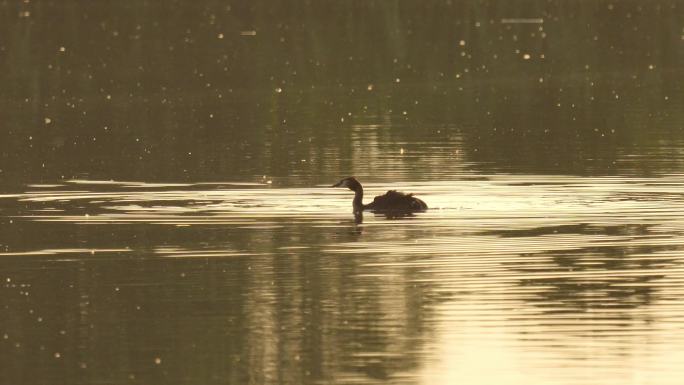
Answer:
xmin=3 ymin=176 xmax=684 ymax=384
xmin=2 ymin=1 xmax=684 ymax=384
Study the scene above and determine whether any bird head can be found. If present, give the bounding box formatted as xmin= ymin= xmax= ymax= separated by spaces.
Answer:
xmin=332 ymin=177 xmax=362 ymax=191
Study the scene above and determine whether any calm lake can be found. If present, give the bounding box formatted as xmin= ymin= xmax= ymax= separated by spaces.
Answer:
xmin=2 ymin=1 xmax=684 ymax=384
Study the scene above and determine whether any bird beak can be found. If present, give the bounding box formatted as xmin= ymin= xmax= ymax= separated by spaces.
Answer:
xmin=331 ymin=181 xmax=343 ymax=187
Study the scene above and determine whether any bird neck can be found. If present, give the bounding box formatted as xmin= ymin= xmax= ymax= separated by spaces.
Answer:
xmin=352 ymin=187 xmax=364 ymax=213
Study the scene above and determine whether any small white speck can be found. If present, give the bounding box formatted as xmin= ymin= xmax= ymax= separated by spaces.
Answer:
xmin=217 ymin=33 xmax=224 ymax=39
xmin=523 ymin=53 xmax=531 ymax=60
xmin=59 ymin=46 xmax=65 ymax=52
xmin=44 ymin=117 xmax=52 ymax=124
xmin=459 ymin=40 xmax=466 ymax=46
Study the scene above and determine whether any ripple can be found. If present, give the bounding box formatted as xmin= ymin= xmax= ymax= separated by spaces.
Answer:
xmin=3 ymin=176 xmax=684 ymax=385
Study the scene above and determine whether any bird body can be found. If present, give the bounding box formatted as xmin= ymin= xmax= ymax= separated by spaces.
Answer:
xmin=332 ymin=177 xmax=427 ymax=214
xmin=365 ymin=189 xmax=428 ymax=211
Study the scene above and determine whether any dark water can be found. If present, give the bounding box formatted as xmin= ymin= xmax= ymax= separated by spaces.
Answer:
xmin=2 ymin=1 xmax=684 ymax=384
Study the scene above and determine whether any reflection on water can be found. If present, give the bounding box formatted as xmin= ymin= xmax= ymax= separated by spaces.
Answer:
xmin=1 ymin=1 xmax=684 ymax=187
xmin=2 ymin=0 xmax=684 ymax=384
xmin=2 ymin=177 xmax=684 ymax=384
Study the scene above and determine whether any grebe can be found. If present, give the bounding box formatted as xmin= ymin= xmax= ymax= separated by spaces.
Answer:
xmin=332 ymin=177 xmax=428 ymax=214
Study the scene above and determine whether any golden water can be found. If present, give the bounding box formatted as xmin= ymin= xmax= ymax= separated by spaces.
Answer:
xmin=2 ymin=1 xmax=684 ymax=383
xmin=3 ymin=176 xmax=684 ymax=384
